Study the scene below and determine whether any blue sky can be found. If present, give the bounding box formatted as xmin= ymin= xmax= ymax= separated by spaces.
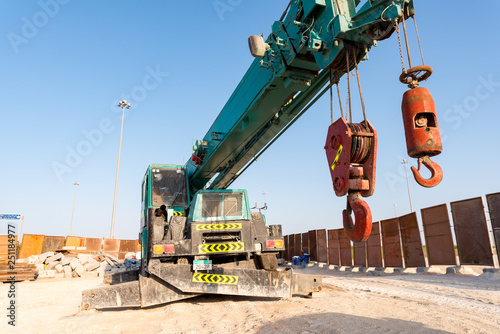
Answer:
xmin=1 ymin=1 xmax=499 ymax=240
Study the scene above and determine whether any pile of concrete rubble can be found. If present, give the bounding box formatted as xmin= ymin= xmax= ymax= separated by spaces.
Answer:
xmin=16 ymin=252 xmax=140 ymax=279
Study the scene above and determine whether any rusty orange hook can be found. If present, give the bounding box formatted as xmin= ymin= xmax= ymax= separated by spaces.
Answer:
xmin=411 ymin=156 xmax=443 ymax=188
xmin=342 ymin=192 xmax=372 ymax=242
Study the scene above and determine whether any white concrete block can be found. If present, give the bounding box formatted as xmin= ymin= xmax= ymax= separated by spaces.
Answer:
xmin=38 ymin=270 xmax=56 ymax=278
xmin=74 ymin=264 xmax=85 ymax=277
xmin=78 ymin=253 xmax=92 ymax=262
xmin=45 ymin=253 xmax=63 ymax=264
xmin=60 ymin=257 xmax=72 ymax=266
xmin=64 ymin=266 xmax=72 ymax=279
xmin=28 ymin=255 xmax=39 ymax=264
xmin=55 ymin=264 xmax=64 ymax=273
xmin=38 ymin=252 xmax=54 ymax=263
xmin=85 ymin=262 xmax=100 ymax=272
xmin=46 ymin=262 xmax=58 ymax=270
xmin=70 ymin=258 xmax=80 ymax=269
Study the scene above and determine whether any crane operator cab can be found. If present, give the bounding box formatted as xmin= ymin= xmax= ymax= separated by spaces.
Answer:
xmin=139 ymin=164 xmax=285 ymax=275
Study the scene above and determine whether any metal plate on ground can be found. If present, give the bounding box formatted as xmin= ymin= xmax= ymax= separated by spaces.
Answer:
xmin=308 ymin=230 xmax=318 ymax=262
xmin=317 ymin=229 xmax=327 ymax=263
xmin=486 ymin=193 xmax=500 ymax=265
xmin=399 ymin=212 xmax=425 ymax=267
xmin=41 ymin=236 xmax=65 ymax=254
xmin=366 ymin=222 xmax=383 ymax=267
xmin=450 ymin=197 xmax=493 ymax=266
xmin=421 ymin=204 xmax=456 ymax=266
xmin=353 ymin=241 xmax=367 ymax=267
xmin=327 ymin=229 xmax=339 ymax=266
xmin=301 ymin=232 xmax=309 ymax=254
xmin=339 ymin=229 xmax=352 ymax=267
xmin=294 ymin=234 xmax=302 ymax=257
xmin=381 ymin=218 xmax=403 ymax=268
xmin=19 ymin=234 xmax=45 ymax=259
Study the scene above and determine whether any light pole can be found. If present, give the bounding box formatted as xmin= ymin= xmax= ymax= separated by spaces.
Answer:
xmin=70 ymin=181 xmax=79 ymax=236
xmin=393 ymin=203 xmax=397 ymax=217
xmin=401 ymin=159 xmax=414 ymax=213
xmin=110 ymin=100 xmax=130 ymax=239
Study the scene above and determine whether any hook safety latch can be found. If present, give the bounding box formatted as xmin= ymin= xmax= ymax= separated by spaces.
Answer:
xmin=342 ymin=192 xmax=372 ymax=242
xmin=411 ymin=156 xmax=443 ymax=188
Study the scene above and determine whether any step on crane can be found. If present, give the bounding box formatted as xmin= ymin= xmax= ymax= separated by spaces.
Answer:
xmin=82 ymin=0 xmax=442 ymax=310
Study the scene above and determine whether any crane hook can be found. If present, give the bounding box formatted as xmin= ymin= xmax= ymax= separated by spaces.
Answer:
xmin=342 ymin=192 xmax=372 ymax=242
xmin=411 ymin=156 xmax=443 ymax=188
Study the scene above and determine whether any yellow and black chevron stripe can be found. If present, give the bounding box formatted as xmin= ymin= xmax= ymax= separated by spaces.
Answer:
xmin=173 ymin=211 xmax=184 ymax=216
xmin=198 ymin=242 xmax=244 ymax=254
xmin=331 ymin=144 xmax=343 ymax=171
xmin=196 ymin=223 xmax=242 ymax=230
xmin=192 ymin=273 xmax=238 ymax=285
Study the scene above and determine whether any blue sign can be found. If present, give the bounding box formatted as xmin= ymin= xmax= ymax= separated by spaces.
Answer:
xmin=0 ymin=214 xmax=21 ymax=220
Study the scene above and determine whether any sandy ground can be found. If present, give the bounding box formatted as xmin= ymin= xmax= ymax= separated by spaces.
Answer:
xmin=1 ymin=266 xmax=499 ymax=334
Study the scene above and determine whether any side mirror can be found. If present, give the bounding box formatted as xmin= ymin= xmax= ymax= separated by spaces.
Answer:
xmin=248 ymin=35 xmax=270 ymax=59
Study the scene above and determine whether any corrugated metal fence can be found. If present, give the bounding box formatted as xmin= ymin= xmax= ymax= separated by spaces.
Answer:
xmin=11 ymin=236 xmax=140 ymax=261
xmin=282 ymin=193 xmax=499 ymax=268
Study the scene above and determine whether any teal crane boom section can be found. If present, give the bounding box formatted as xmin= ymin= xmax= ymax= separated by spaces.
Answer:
xmin=186 ymin=0 xmax=413 ymax=197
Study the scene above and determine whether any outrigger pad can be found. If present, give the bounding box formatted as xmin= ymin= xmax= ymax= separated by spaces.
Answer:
xmin=292 ymin=273 xmax=322 ymax=295
xmin=139 ymin=274 xmax=200 ymax=307
xmin=81 ymin=275 xmax=200 ymax=310
xmin=82 ymin=281 xmax=141 ymax=310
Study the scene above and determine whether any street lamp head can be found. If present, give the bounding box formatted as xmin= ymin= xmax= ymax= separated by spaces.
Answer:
xmin=117 ymin=100 xmax=129 ymax=108
xmin=401 ymin=159 xmax=408 ymax=164
xmin=117 ymin=100 xmax=131 ymax=109
xmin=73 ymin=181 xmax=79 ymax=186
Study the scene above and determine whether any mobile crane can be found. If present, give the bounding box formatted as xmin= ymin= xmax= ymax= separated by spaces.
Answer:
xmin=82 ymin=0 xmax=442 ymax=309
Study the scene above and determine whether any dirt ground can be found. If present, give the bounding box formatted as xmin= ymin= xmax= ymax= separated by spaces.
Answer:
xmin=1 ymin=266 xmax=499 ymax=334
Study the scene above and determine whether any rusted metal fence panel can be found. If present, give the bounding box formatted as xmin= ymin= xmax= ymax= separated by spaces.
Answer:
xmin=288 ymin=234 xmax=295 ymax=260
xmin=0 ymin=235 xmax=17 ymax=263
xmin=317 ymin=229 xmax=327 ymax=263
xmin=41 ymin=236 xmax=65 ymax=254
xmin=353 ymin=241 xmax=367 ymax=267
xmin=381 ymin=218 xmax=403 ymax=268
xmin=421 ymin=204 xmax=457 ymax=266
xmin=66 ymin=236 xmax=85 ymax=248
xmin=486 ymin=192 xmax=500 ymax=264
xmin=103 ymin=238 xmax=120 ymax=258
xmin=339 ymin=229 xmax=352 ymax=266
xmin=308 ymin=230 xmax=318 ymax=261
xmin=327 ymin=229 xmax=340 ymax=265
xmin=19 ymin=234 xmax=45 ymax=259
xmin=366 ymin=222 xmax=383 ymax=267
xmin=85 ymin=238 xmax=103 ymax=253
xmin=301 ymin=232 xmax=309 ymax=254
xmin=398 ymin=212 xmax=425 ymax=267
xmin=119 ymin=239 xmax=139 ymax=260
xmin=450 ymin=198 xmax=493 ymax=266
xmin=294 ymin=234 xmax=302 ymax=256
xmin=284 ymin=235 xmax=289 ymax=261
